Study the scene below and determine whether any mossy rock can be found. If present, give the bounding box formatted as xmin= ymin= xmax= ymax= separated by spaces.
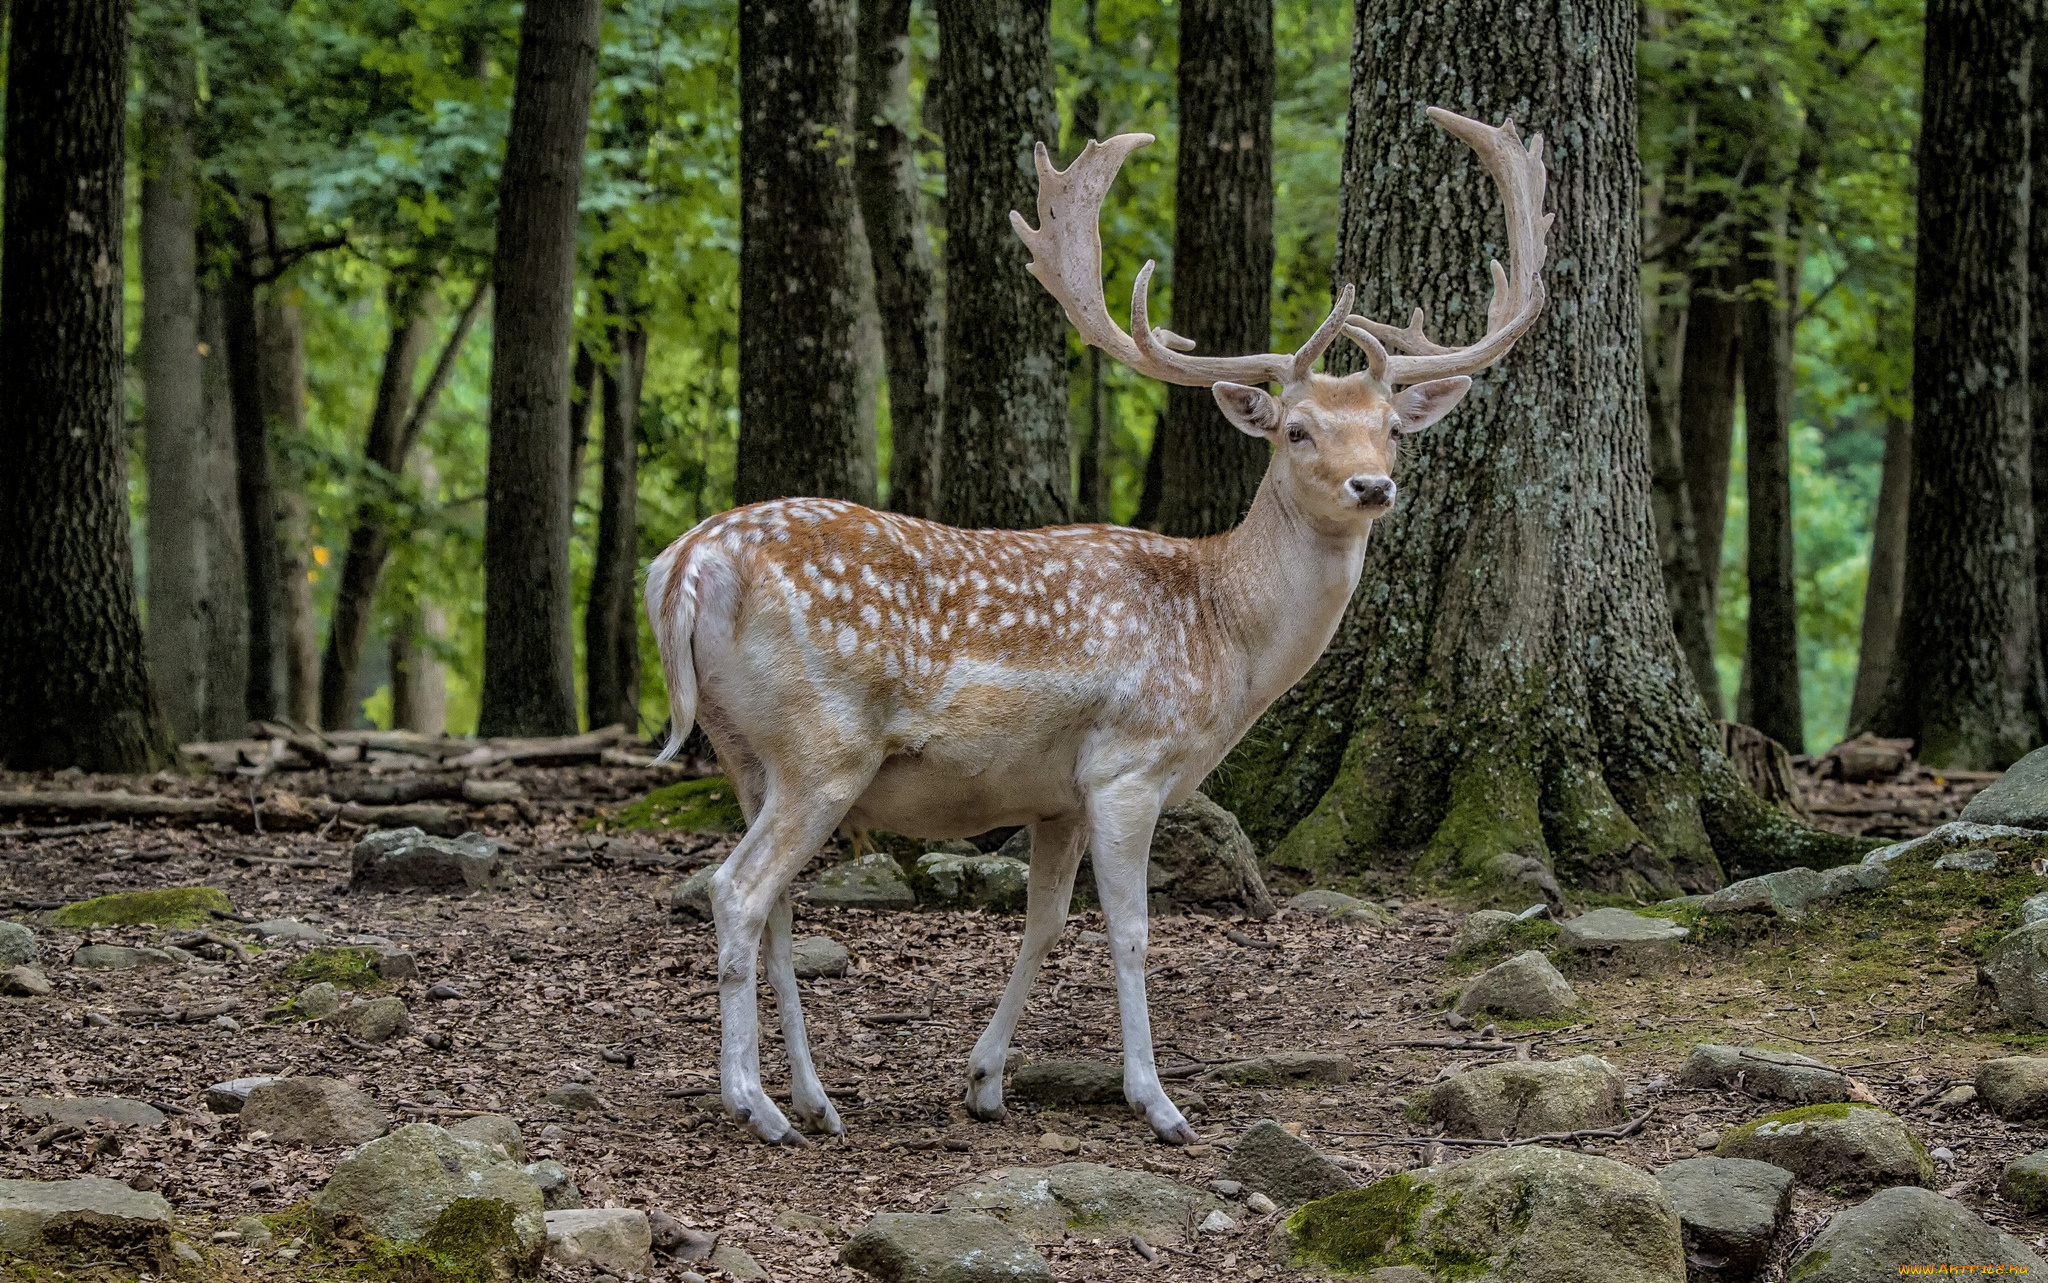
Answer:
xmin=1714 ymin=1103 xmax=1932 ymax=1193
xmin=50 ymin=887 xmax=231 ymax=930
xmin=352 ymin=1198 xmax=533 ymax=1283
xmin=597 ymin=777 xmax=745 ymax=834
xmin=280 ymin=947 xmax=382 ymax=992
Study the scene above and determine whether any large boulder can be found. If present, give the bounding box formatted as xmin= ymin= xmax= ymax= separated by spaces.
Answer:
xmin=1977 ymin=923 xmax=2048 ymax=1028
xmin=1654 ymin=1157 xmax=1793 ymax=1282
xmin=941 ymin=1163 xmax=1222 ymax=1245
xmin=351 ymin=827 xmax=499 ymax=892
xmin=1422 ymin=1056 xmax=1627 ymax=1140
xmin=1275 ymin=1145 xmax=1683 ymax=1282
xmin=311 ymin=1123 xmax=545 ymax=1277
xmin=0 ymin=921 xmax=38 ymax=967
xmin=1974 ymin=1056 xmax=2048 ymax=1120
xmin=1698 ymin=868 xmax=1829 ymax=922
xmin=1713 ymin=1104 xmax=1931 ymax=1192
xmin=448 ymin=1115 xmax=525 ymax=1163
xmin=1143 ymin=792 xmax=1276 ymax=918
xmin=1677 ymin=1045 xmax=1854 ymax=1105
xmin=241 ymin=1077 xmax=388 ymax=1147
xmin=1009 ymin=1060 xmax=1123 ymax=1110
xmin=1454 ymin=950 xmax=1577 ymax=1019
xmin=1961 ymin=745 xmax=2048 ymax=829
xmin=1558 ymin=909 xmax=1689 ymax=971
xmin=204 ymin=1078 xmax=284 ymax=1114
xmin=1788 ymin=1186 xmax=2046 ymax=1281
xmin=1221 ymin=1120 xmax=1354 ymax=1208
xmin=909 ymin=851 xmax=1030 ymax=912
xmin=544 ymin=1208 xmax=651 ymax=1276
xmin=0 ymin=1176 xmax=173 ymax=1262
xmin=841 ymin=1212 xmax=1052 ymax=1282
xmin=806 ymin=853 xmax=917 ymax=911
xmin=2 ymin=1097 xmax=164 ymax=1130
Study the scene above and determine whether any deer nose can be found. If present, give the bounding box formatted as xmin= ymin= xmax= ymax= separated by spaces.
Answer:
xmin=1346 ymin=474 xmax=1396 ymax=507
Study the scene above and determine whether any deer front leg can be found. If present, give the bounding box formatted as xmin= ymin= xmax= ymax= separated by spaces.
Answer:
xmin=761 ymin=887 xmax=843 ymax=1135
xmin=1088 ymin=783 xmax=1197 ymax=1145
xmin=965 ymin=814 xmax=1088 ymax=1121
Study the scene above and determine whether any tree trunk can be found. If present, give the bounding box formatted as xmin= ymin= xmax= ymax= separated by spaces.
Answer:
xmin=1208 ymin=0 xmax=1864 ymax=899
xmin=139 ymin=1 xmax=209 ymax=744
xmin=854 ymin=0 xmax=943 ymax=519
xmin=932 ymin=0 xmax=1068 ymax=529
xmin=586 ymin=314 xmax=645 ymax=735
xmin=1873 ymin=0 xmax=2043 ymax=768
xmin=734 ymin=0 xmax=873 ymax=508
xmin=0 ymin=0 xmax=172 ymax=772
xmin=1679 ymin=259 xmax=1743 ymax=632
xmin=1738 ymin=237 xmax=1805 ymax=753
xmin=1848 ymin=415 xmax=1911 ymax=734
xmin=1071 ymin=0 xmax=1108 ymax=523
xmin=1155 ymin=0 xmax=1275 ymax=538
xmin=223 ymin=206 xmax=283 ymax=722
xmin=259 ymin=293 xmax=320 ymax=728
xmin=390 ymin=605 xmax=450 ymax=735
xmin=197 ymin=288 xmax=249 ymax=740
xmin=478 ymin=0 xmax=601 ymax=738
xmin=319 ymin=286 xmax=435 ymax=731
xmin=1646 ymin=299 xmax=1722 ymax=722
xmin=568 ymin=341 xmax=597 ymax=494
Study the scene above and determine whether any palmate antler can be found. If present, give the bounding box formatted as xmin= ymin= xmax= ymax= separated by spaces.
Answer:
xmin=1010 ymin=107 xmax=1551 ymax=390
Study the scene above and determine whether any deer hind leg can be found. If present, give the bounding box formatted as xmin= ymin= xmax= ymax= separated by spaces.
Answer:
xmin=1088 ymin=781 xmax=1197 ymax=1145
xmin=965 ymin=814 xmax=1088 ymax=1121
xmin=761 ymin=887 xmax=842 ymax=1135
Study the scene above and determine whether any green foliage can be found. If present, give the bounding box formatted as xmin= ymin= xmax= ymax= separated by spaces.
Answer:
xmin=598 ymin=775 xmax=746 ymax=834
xmin=282 ymin=946 xmax=383 ymax=990
xmin=51 ymin=886 xmax=232 ymax=929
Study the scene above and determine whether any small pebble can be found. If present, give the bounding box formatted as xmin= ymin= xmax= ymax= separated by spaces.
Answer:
xmin=1931 ymin=1146 xmax=1955 ymax=1164
xmin=85 ymin=1011 xmax=113 ymax=1028
xmin=1245 ymin=1192 xmax=1277 ymax=1216
xmin=1037 ymin=1132 xmax=1082 ymax=1154
xmin=1198 ymin=1209 xmax=1237 ymax=1233
xmin=510 ymin=947 xmax=533 ymax=964
xmin=1183 ymin=1143 xmax=1215 ymax=1158
xmin=1692 ymin=1131 xmax=1722 ymax=1151
xmin=422 ymin=1031 xmax=452 ymax=1051
xmin=249 ymin=1177 xmax=275 ymax=1194
xmin=212 ymin=1015 xmax=242 ymax=1033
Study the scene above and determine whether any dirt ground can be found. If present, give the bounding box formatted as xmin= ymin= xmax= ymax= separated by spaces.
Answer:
xmin=1 ymin=758 xmax=2042 ymax=1282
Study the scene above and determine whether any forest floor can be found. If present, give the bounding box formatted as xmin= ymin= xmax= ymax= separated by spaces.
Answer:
xmin=0 ymin=753 xmax=2038 ymax=1281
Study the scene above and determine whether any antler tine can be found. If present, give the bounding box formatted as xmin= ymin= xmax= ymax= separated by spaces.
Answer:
xmin=1348 ymin=306 xmax=1459 ymax=357
xmin=1340 ymin=322 xmax=1390 ymax=384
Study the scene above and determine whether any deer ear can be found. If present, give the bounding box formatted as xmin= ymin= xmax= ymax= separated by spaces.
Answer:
xmin=1212 ymin=382 xmax=1280 ymax=438
xmin=1391 ymin=376 xmax=1472 ymax=434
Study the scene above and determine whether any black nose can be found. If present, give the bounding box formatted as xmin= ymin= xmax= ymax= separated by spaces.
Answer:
xmin=1347 ymin=474 xmax=1396 ymax=506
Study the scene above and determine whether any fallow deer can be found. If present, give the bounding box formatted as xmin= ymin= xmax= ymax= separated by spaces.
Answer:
xmin=646 ymin=106 xmax=1551 ymax=1145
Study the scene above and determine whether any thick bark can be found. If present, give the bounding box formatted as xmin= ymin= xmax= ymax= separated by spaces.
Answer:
xmin=197 ymin=289 xmax=249 ymax=740
xmin=586 ymin=316 xmax=646 ymax=735
xmin=1208 ymin=0 xmax=1865 ymax=899
xmin=2036 ymin=37 xmax=2048 ymax=714
xmin=569 ymin=341 xmax=597 ymax=492
xmin=223 ymin=207 xmax=283 ymax=721
xmin=1646 ymin=300 xmax=1721 ymax=721
xmin=1848 ymin=415 xmax=1911 ymax=734
xmin=735 ymin=0 xmax=873 ymax=508
xmin=1873 ymin=0 xmax=2043 ymax=768
xmin=1072 ymin=9 xmax=1108 ymax=523
xmin=854 ymin=0 xmax=943 ymax=519
xmin=479 ymin=0 xmax=601 ymax=737
xmin=0 ymin=0 xmax=172 ymax=772
xmin=1678 ymin=260 xmax=1743 ymax=631
xmin=1155 ymin=0 xmax=1275 ymax=538
xmin=1738 ymin=242 xmax=1805 ymax=753
xmin=932 ymin=0 xmax=1069 ymax=529
xmin=259 ymin=295 xmax=320 ymax=727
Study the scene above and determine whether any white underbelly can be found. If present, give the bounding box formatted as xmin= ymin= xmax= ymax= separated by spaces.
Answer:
xmin=844 ymin=744 xmax=1086 ymax=839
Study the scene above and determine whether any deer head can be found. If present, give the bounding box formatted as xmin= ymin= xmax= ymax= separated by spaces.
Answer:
xmin=1010 ymin=106 xmax=1552 ymax=528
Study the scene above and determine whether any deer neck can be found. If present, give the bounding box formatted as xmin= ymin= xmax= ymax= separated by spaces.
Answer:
xmin=1201 ymin=467 xmax=1373 ymax=720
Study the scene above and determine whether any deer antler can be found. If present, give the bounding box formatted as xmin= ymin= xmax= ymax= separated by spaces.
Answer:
xmin=1010 ymin=136 xmax=1353 ymax=389
xmin=1341 ymin=107 xmax=1554 ymax=385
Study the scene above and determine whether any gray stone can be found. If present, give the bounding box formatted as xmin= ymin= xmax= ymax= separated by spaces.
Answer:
xmin=71 ymin=944 xmax=178 ymax=970
xmin=1558 ymin=908 xmax=1689 ymax=970
xmin=806 ymin=853 xmax=916 ymax=911
xmin=543 ymin=1082 xmax=603 ymax=1112
xmin=372 ymin=949 xmax=419 ymax=982
xmin=670 ymin=864 xmax=717 ymax=921
xmin=1818 ymin=862 xmax=1890 ymax=898
xmin=711 ymin=1242 xmax=769 ymax=1278
xmin=350 ymin=827 xmax=499 ymax=892
xmin=1221 ymin=1120 xmax=1354 ymax=1208
xmin=331 ymin=996 xmax=409 ymax=1043
xmin=293 ymin=981 xmax=344 ymax=1020
xmin=1143 ymin=793 xmax=1277 ymax=918
xmin=1974 ymin=1057 xmax=2048 ymax=1120
xmin=2002 ymin=1150 xmax=2048 ymax=1214
xmin=924 ymin=838 xmax=981 ymax=857
xmin=1211 ymin=1050 xmax=1356 ymax=1088
xmin=1961 ymin=745 xmax=2048 ymax=830
xmin=0 ymin=966 xmax=50 ymax=997
xmin=1977 ymin=922 xmax=2048 ymax=1028
xmin=1009 ymin=1060 xmax=1123 ymax=1109
xmin=1714 ymin=1105 xmax=1932 ymax=1192
xmin=1934 ymin=848 xmax=2001 ymax=872
xmin=1453 ymin=950 xmax=1577 ymax=1018
xmin=2 ymin=1097 xmax=164 ymax=1129
xmin=942 ymin=1163 xmax=1223 ymax=1245
xmin=792 ymin=935 xmax=849 ymax=980
xmin=1789 ymin=1186 xmax=2045 ymax=1281
xmin=2021 ymin=892 xmax=2048 ymax=926
xmin=523 ymin=1160 xmax=582 ymax=1210
xmin=241 ymin=1077 xmax=387 ymax=1147
xmin=1276 ymin=1145 xmax=1683 ymax=1282
xmin=249 ymin=918 xmax=329 ymax=944
xmin=841 ymin=1211 xmax=1052 ymax=1282
xmin=910 ymin=851 xmax=1031 ymax=912
xmin=0 ymin=921 xmax=38 ymax=966
xmin=310 ymin=1122 xmax=545 ymax=1277
xmin=0 ymin=1176 xmax=173 ymax=1257
xmin=1865 ymin=820 xmax=2044 ymax=867
xmin=1286 ymin=890 xmax=1393 ymax=928
xmin=448 ymin=1114 xmax=525 ymax=1162
xmin=1449 ymin=909 xmax=1522 ymax=956
xmin=1677 ymin=1045 xmax=1853 ymax=1105
xmin=203 ymin=1077 xmax=284 ymax=1114
xmin=1699 ymin=867 xmax=1829 ymax=921
xmin=1655 ymin=1157 xmax=1793 ymax=1281
xmin=545 ymin=1207 xmax=652 ymax=1275
xmin=1423 ymin=1055 xmax=1627 ymax=1140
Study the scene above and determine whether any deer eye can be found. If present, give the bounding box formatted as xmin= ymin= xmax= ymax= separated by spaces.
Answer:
xmin=1285 ymin=422 xmax=1310 ymax=444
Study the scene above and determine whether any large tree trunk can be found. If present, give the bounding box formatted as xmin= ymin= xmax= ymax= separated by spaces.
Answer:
xmin=1849 ymin=415 xmax=1911 ymax=733
xmin=1646 ymin=298 xmax=1721 ymax=724
xmin=1155 ymin=0 xmax=1275 ymax=538
xmin=932 ymin=0 xmax=1068 ymax=529
xmin=854 ymin=0 xmax=943 ymax=519
xmin=586 ymin=313 xmax=646 ymax=735
xmin=259 ymin=293 xmax=320 ymax=727
xmin=1209 ymin=0 xmax=1863 ymax=900
xmin=478 ymin=0 xmax=601 ymax=738
xmin=1679 ymin=260 xmax=1743 ymax=631
xmin=197 ymin=289 xmax=249 ymax=740
xmin=1873 ymin=0 xmax=2043 ymax=768
xmin=734 ymin=0 xmax=873 ymax=508
xmin=1738 ymin=237 xmax=1805 ymax=753
xmin=0 ymin=0 xmax=172 ymax=772
xmin=223 ymin=206 xmax=283 ymax=721
xmin=1071 ymin=0 xmax=1108 ymax=523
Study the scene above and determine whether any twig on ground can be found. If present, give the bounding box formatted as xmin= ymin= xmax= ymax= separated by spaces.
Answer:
xmin=1224 ymin=928 xmax=1282 ymax=950
xmin=1776 ymin=1023 xmax=1887 ymax=1045
xmin=1320 ymin=1110 xmax=1652 ymax=1150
